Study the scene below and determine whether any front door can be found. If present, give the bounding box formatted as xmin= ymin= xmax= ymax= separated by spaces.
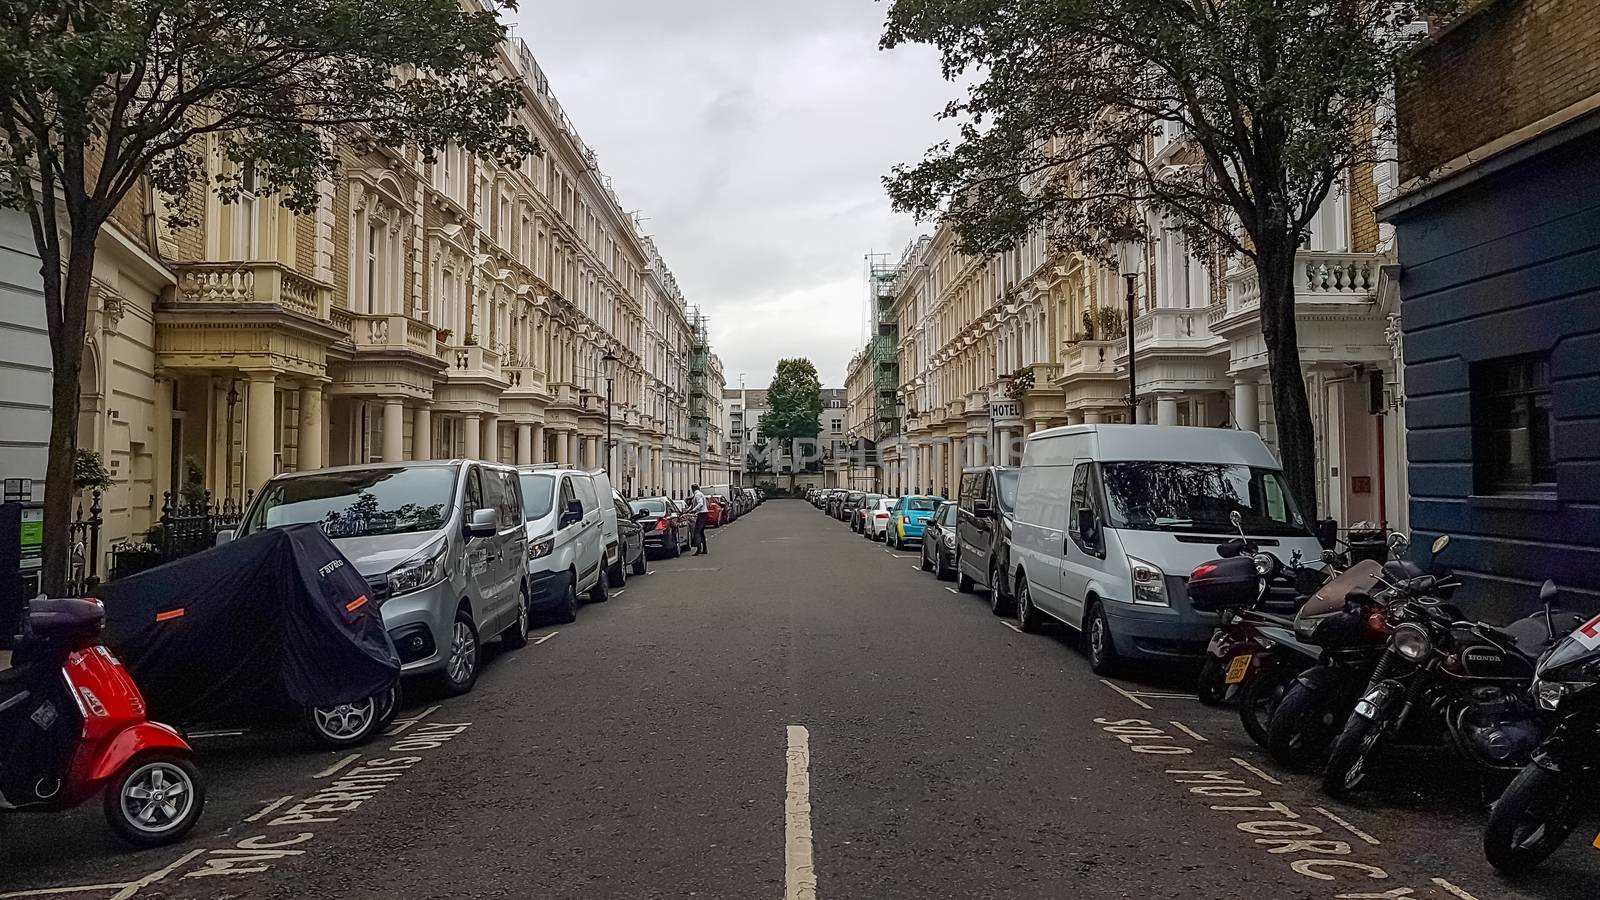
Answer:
xmin=461 ymin=465 xmax=499 ymax=627
xmin=1058 ymin=461 xmax=1105 ymax=628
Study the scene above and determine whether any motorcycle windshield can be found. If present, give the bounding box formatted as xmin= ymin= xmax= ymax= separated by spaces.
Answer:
xmin=1296 ymin=559 xmax=1386 ymax=623
xmin=1540 ymin=614 xmax=1600 ymax=676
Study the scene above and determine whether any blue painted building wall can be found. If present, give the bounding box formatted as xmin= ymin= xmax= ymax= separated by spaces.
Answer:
xmin=1390 ymin=124 xmax=1600 ymax=622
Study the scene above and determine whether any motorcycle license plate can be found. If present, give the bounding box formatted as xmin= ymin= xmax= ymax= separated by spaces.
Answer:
xmin=1224 ymin=655 xmax=1252 ymax=685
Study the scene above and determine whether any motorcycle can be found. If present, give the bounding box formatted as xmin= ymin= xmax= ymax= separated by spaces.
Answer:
xmin=0 ymin=595 xmax=205 ymax=847
xmin=1483 ymin=583 xmax=1600 ymax=874
xmin=1321 ymin=546 xmax=1573 ymax=799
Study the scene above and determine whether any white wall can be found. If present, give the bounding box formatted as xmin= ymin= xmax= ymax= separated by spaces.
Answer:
xmin=0 ymin=209 xmax=52 ymax=502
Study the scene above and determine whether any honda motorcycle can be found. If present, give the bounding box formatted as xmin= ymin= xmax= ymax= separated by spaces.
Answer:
xmin=1321 ymin=554 xmax=1575 ymax=799
xmin=1483 ymin=584 xmax=1600 ymax=874
xmin=1 ymin=596 xmax=205 ymax=848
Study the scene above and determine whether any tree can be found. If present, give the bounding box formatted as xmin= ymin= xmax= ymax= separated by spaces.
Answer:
xmin=2 ymin=0 xmax=537 ymax=593
xmin=881 ymin=0 xmax=1451 ymax=520
xmin=759 ymin=358 xmax=824 ymax=492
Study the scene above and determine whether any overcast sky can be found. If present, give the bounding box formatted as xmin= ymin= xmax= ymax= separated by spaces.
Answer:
xmin=511 ymin=0 xmax=956 ymax=389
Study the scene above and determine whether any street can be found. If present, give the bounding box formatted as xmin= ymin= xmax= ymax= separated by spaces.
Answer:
xmin=1 ymin=500 xmax=1591 ymax=900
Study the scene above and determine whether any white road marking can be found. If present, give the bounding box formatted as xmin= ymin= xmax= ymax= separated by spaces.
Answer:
xmin=1001 ymin=621 xmax=1022 ymax=633
xmin=911 ymin=565 xmax=923 ymax=572
xmin=646 ymin=569 xmax=656 ymax=575
xmin=1229 ymin=757 xmax=1283 ymax=786
xmin=785 ymin=725 xmax=817 ymax=900
xmin=1099 ymin=678 xmax=1154 ymax=710
xmin=1311 ymin=806 xmax=1381 ymax=846
xmin=1431 ymin=878 xmax=1483 ymax=900
xmin=656 ymin=567 xmax=723 ymax=572
xmin=108 ymin=850 xmax=208 ymax=900
xmin=244 ymin=795 xmax=295 ymax=823
xmin=888 ymin=554 xmax=916 ymax=559
xmin=385 ymin=703 xmax=442 ymax=736
xmin=1169 ymin=720 xmax=1209 ymax=742
xmin=1 ymin=848 xmax=214 ymax=900
xmin=944 ymin=587 xmax=959 ymax=595
xmin=313 ymin=752 xmax=362 ymax=779
xmin=0 ymin=882 xmax=133 ymax=898
xmin=534 ymin=631 xmax=560 ymax=645
xmin=611 ymin=589 xmax=627 ymax=597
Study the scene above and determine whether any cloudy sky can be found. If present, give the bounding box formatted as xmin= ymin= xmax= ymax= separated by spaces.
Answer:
xmin=511 ymin=0 xmax=957 ymax=389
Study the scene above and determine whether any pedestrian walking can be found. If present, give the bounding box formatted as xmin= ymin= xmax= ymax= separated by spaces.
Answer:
xmin=686 ymin=483 xmax=709 ymax=555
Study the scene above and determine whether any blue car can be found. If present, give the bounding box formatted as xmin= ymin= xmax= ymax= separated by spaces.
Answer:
xmin=886 ymin=495 xmax=943 ymax=550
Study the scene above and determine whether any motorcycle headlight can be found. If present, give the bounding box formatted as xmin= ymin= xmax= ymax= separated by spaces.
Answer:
xmin=387 ymin=539 xmax=449 ymax=598
xmin=1251 ymin=552 xmax=1274 ymax=576
xmin=529 ymin=534 xmax=556 ymax=561
xmin=1393 ymin=623 xmax=1432 ymax=661
xmin=1533 ymin=679 xmax=1590 ymax=712
xmin=1128 ymin=556 xmax=1169 ymax=607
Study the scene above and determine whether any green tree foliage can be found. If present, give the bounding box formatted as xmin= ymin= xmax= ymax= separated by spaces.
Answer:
xmin=881 ymin=0 xmax=1453 ymax=520
xmin=759 ymin=359 xmax=823 ymax=490
xmin=1 ymin=0 xmax=538 ymax=592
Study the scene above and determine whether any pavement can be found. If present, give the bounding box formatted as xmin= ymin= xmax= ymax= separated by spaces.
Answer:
xmin=2 ymin=499 xmax=1594 ymax=899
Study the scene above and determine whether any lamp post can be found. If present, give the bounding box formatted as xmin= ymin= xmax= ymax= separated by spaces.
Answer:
xmin=1114 ymin=241 xmax=1143 ymax=422
xmin=601 ymin=352 xmax=619 ymax=475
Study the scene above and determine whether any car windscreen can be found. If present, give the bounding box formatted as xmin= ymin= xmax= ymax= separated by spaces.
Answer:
xmin=519 ymin=472 xmax=556 ymax=520
xmin=242 ymin=467 xmax=455 ymax=538
xmin=905 ymin=497 xmax=939 ymax=513
xmin=996 ymin=470 xmax=1020 ymax=513
xmin=938 ymin=502 xmax=957 ymax=525
xmin=1099 ymin=462 xmax=1311 ymax=537
xmin=631 ymin=498 xmax=669 ymax=516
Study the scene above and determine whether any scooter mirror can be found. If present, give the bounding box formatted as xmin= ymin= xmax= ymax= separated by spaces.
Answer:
xmin=1229 ymin=510 xmax=1243 ymax=533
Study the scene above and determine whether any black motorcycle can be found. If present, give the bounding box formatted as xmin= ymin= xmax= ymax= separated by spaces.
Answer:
xmin=1483 ymin=583 xmax=1600 ymax=874
xmin=1321 ymin=566 xmax=1571 ymax=799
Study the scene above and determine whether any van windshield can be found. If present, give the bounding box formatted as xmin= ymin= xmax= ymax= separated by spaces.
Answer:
xmin=996 ymin=470 xmax=1019 ymax=513
xmin=242 ymin=467 xmax=455 ymax=538
xmin=1100 ymin=462 xmax=1310 ymax=537
xmin=519 ymin=473 xmax=556 ymax=520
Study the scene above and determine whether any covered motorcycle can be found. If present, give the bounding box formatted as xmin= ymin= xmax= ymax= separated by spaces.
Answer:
xmin=94 ymin=524 xmax=401 ymax=747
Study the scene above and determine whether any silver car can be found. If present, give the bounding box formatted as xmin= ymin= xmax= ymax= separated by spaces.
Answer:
xmin=233 ymin=460 xmax=531 ymax=696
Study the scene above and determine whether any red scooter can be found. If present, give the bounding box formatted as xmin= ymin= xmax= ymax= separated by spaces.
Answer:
xmin=1 ymin=596 xmax=205 ymax=847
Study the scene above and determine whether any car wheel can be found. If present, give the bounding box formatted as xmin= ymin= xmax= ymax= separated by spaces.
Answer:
xmin=957 ymin=568 xmax=976 ymax=593
xmin=669 ymin=533 xmax=683 ymax=558
xmin=989 ymin=561 xmax=1015 ymax=616
xmin=935 ymin=549 xmax=952 ymax=580
xmin=1085 ymin=601 xmax=1120 ymax=676
xmin=304 ymin=692 xmax=382 ymax=748
xmin=501 ymin=582 xmax=531 ymax=649
xmin=104 ymin=753 xmax=205 ymax=847
xmin=631 ymin=548 xmax=647 ymax=577
xmin=589 ymin=567 xmax=610 ymax=604
xmin=557 ymin=575 xmax=579 ymax=624
xmin=920 ymin=542 xmax=933 ymax=571
xmin=441 ymin=609 xmax=481 ymax=695
xmin=608 ymin=548 xmax=626 ymax=587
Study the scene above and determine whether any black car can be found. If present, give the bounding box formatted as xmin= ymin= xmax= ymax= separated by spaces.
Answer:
xmin=610 ymin=492 xmax=648 ymax=580
xmin=919 ymin=500 xmax=959 ymax=580
xmin=630 ymin=496 xmax=693 ymax=558
xmin=956 ymin=466 xmax=1019 ymax=616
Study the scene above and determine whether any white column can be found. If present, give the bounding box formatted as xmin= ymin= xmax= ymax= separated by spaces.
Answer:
xmin=383 ymin=398 xmax=405 ymax=462
xmin=1156 ymin=394 xmax=1179 ymax=427
xmin=413 ymin=406 xmax=432 ymax=460
xmin=531 ymin=423 xmax=545 ymax=464
xmin=566 ymin=431 xmax=580 ymax=467
xmin=1083 ymin=409 xmax=1102 ymax=425
xmin=463 ymin=413 xmax=482 ymax=459
xmin=244 ymin=371 xmax=278 ymax=492
xmin=298 ymin=384 xmax=324 ymax=470
xmin=1234 ymin=377 xmax=1260 ymax=433
xmin=516 ymin=423 xmax=533 ymax=466
xmin=996 ymin=429 xmax=1013 ymax=467
xmin=482 ymin=416 xmax=499 ymax=463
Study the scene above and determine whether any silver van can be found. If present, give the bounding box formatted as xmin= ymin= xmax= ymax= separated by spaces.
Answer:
xmin=518 ymin=465 xmax=607 ymax=625
xmin=231 ymin=460 xmax=531 ymax=695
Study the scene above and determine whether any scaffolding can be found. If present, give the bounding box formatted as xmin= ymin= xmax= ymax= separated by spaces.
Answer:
xmin=868 ymin=255 xmax=901 ymax=439
xmin=687 ymin=308 xmax=711 ymax=439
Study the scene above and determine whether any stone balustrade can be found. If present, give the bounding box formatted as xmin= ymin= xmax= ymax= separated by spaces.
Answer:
xmin=172 ymin=261 xmax=331 ymax=320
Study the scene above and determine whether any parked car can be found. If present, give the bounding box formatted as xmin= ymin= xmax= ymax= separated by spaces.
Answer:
xmin=630 ymin=496 xmax=693 ymax=557
xmin=706 ymin=484 xmax=738 ymax=522
xmin=919 ymin=500 xmax=960 ymax=579
xmin=234 ymin=460 xmax=530 ymax=696
xmin=610 ymin=490 xmax=648 ymax=580
xmin=955 ymin=466 xmax=1020 ymax=615
xmin=851 ymin=493 xmax=885 ymax=533
xmin=707 ymin=496 xmax=731 ymax=527
xmin=1008 ymin=424 xmax=1324 ymax=675
xmin=518 ymin=465 xmax=608 ymax=627
xmin=743 ymin=487 xmax=759 ymax=510
xmin=886 ymin=495 xmax=941 ymax=550
xmin=588 ymin=470 xmax=641 ymax=587
xmin=864 ymin=497 xmax=898 ymax=541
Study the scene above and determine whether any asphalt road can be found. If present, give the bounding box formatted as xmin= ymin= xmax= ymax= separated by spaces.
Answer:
xmin=3 ymin=499 xmax=1595 ymax=899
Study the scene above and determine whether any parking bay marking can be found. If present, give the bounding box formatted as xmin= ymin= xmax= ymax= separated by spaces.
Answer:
xmin=1313 ymin=806 xmax=1381 ymax=846
xmin=0 ymin=849 xmax=208 ymax=900
xmin=1099 ymin=678 xmax=1199 ymax=709
xmin=244 ymin=796 xmax=295 ymax=823
xmin=944 ymin=587 xmax=959 ymax=595
xmin=533 ymin=632 xmax=559 ymax=645
xmin=1001 ymin=621 xmax=1022 ymax=634
xmin=313 ymin=753 xmax=361 ymax=779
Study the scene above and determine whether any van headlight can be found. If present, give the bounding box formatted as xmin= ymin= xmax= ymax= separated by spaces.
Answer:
xmin=529 ymin=535 xmax=555 ymax=561
xmin=387 ymin=539 xmax=449 ymax=597
xmin=1393 ymin=623 xmax=1432 ymax=661
xmin=1128 ymin=556 xmax=1169 ymax=607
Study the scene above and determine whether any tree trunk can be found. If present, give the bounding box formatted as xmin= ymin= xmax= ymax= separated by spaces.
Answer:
xmin=41 ymin=231 xmax=98 ymax=596
xmin=1256 ymin=242 xmax=1319 ymax=524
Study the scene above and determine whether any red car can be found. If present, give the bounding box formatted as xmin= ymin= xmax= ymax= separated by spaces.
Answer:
xmin=706 ymin=497 xmax=728 ymax=528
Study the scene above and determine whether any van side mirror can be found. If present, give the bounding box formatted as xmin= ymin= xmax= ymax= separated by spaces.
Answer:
xmin=214 ymin=529 xmax=236 ymax=547
xmin=466 ymin=507 xmax=498 ymax=538
xmin=1076 ymin=508 xmax=1098 ymax=546
xmin=559 ymin=500 xmax=583 ymax=529
xmin=974 ymin=498 xmax=994 ymax=519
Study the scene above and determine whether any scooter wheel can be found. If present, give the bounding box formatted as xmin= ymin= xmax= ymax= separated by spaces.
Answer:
xmin=105 ymin=753 xmax=205 ymax=847
xmin=1196 ymin=657 xmax=1229 ymax=707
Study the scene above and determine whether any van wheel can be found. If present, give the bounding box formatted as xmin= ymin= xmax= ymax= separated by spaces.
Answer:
xmin=589 ymin=568 xmax=610 ymax=604
xmin=557 ymin=575 xmax=579 ymax=624
xmin=990 ymin=562 xmax=1015 ymax=616
xmin=501 ymin=582 xmax=531 ymax=649
xmin=1086 ymin=601 xmax=1121 ymax=676
xmin=1015 ymin=577 xmax=1044 ymax=633
xmin=441 ymin=609 xmax=480 ymax=695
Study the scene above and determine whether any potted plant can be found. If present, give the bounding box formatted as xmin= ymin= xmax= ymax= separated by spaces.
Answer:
xmin=1080 ymin=309 xmax=1097 ymax=341
xmin=1006 ymin=366 xmax=1035 ymax=400
xmin=463 ymin=331 xmax=478 ymax=346
xmin=436 ymin=327 xmax=453 ymax=343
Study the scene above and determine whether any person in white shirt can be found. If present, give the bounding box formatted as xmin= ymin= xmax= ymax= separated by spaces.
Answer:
xmin=686 ymin=484 xmax=710 ymax=555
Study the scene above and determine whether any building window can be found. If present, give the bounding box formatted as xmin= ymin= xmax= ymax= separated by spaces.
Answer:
xmin=239 ymin=164 xmax=260 ymax=259
xmin=364 ymin=222 xmax=379 ymax=314
xmin=1472 ymin=353 xmax=1555 ymax=493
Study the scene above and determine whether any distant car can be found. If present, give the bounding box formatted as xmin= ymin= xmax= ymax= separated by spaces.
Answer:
xmin=919 ymin=501 xmax=959 ymax=580
xmin=851 ymin=494 xmax=885 ymax=533
xmin=610 ymin=491 xmax=648 ymax=579
xmin=743 ymin=488 xmax=759 ymax=509
xmin=629 ymin=496 xmax=692 ymax=558
xmin=708 ymin=496 xmax=732 ymax=527
xmin=831 ymin=490 xmax=862 ymax=520
xmin=864 ymin=497 xmax=898 ymax=541
xmin=886 ymin=495 xmax=942 ymax=550
xmin=706 ymin=484 xmax=738 ymax=521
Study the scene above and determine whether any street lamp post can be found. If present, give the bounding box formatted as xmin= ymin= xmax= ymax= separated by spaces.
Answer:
xmin=601 ymin=352 xmax=619 ymax=476
xmin=1115 ymin=241 xmax=1143 ymax=422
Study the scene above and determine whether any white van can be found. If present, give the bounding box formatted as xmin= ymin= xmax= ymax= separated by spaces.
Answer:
xmin=518 ymin=465 xmax=607 ymax=624
xmin=1008 ymin=425 xmax=1324 ymax=675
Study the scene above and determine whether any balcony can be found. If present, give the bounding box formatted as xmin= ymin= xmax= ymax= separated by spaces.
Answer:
xmin=346 ymin=313 xmax=439 ymax=357
xmin=1131 ymin=307 xmax=1221 ymax=353
xmin=1218 ymin=250 xmax=1382 ymax=331
xmin=171 ymin=261 xmax=331 ymax=320
xmin=504 ymin=367 xmax=546 ymax=395
xmin=447 ymin=344 xmax=503 ymax=382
